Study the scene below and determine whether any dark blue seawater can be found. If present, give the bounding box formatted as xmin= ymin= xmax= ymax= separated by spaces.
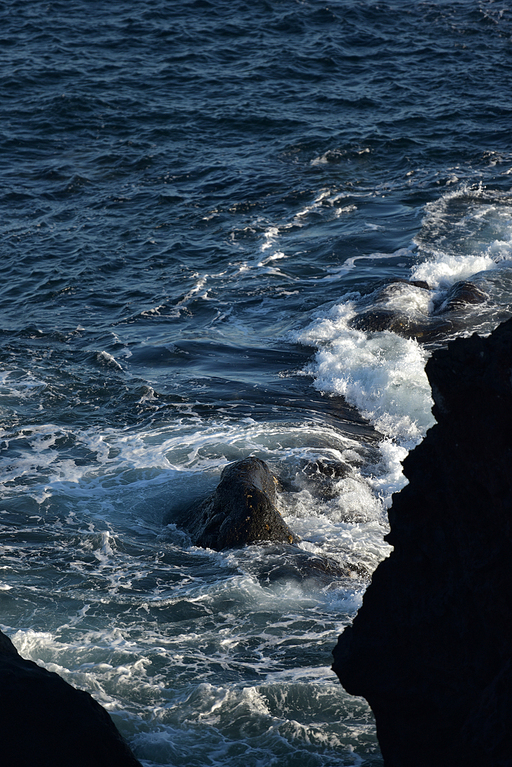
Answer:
xmin=1 ymin=1 xmax=512 ymax=764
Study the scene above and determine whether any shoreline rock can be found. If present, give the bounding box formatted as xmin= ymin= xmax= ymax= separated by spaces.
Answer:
xmin=332 ymin=317 xmax=512 ymax=766
xmin=176 ymin=456 xmax=300 ymax=550
xmin=0 ymin=629 xmax=142 ymax=767
xmin=349 ymin=278 xmax=488 ymax=343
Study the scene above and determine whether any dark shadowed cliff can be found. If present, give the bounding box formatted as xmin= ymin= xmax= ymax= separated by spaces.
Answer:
xmin=0 ymin=630 xmax=142 ymax=767
xmin=332 ymin=317 xmax=512 ymax=766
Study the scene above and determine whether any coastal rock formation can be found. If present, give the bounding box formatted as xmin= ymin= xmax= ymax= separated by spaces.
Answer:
xmin=434 ymin=279 xmax=488 ymax=313
xmin=180 ymin=456 xmax=299 ymax=550
xmin=332 ymin=317 xmax=512 ymax=766
xmin=350 ymin=278 xmax=488 ymax=342
xmin=0 ymin=630 xmax=141 ymax=767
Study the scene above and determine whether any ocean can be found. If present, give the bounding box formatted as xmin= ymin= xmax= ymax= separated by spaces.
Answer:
xmin=1 ymin=1 xmax=511 ymax=764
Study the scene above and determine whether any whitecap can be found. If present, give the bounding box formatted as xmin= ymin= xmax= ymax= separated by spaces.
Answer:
xmin=296 ymin=302 xmax=434 ymax=449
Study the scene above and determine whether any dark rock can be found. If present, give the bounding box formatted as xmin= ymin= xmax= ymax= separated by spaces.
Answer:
xmin=403 ymin=279 xmax=431 ymax=290
xmin=294 ymin=457 xmax=353 ymax=500
xmin=365 ymin=277 xmax=430 ymax=292
xmin=349 ymin=278 xmax=488 ymax=343
xmin=251 ymin=545 xmax=370 ymax=586
xmin=332 ymin=317 xmax=512 ymax=766
xmin=0 ymin=629 xmax=142 ymax=767
xmin=180 ymin=456 xmax=300 ymax=550
xmin=350 ymin=307 xmax=453 ymax=341
xmin=348 ymin=279 xmax=442 ymax=341
xmin=433 ymin=279 xmax=488 ymax=314
xmin=0 ymin=629 xmax=18 ymax=656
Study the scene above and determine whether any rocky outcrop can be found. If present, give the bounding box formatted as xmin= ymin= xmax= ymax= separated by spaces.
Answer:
xmin=179 ymin=456 xmax=299 ymax=550
xmin=350 ymin=278 xmax=488 ymax=342
xmin=0 ymin=630 xmax=141 ymax=767
xmin=332 ymin=317 xmax=512 ymax=766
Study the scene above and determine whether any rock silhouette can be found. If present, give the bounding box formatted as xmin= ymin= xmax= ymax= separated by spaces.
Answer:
xmin=0 ymin=629 xmax=142 ymax=767
xmin=332 ymin=317 xmax=512 ymax=766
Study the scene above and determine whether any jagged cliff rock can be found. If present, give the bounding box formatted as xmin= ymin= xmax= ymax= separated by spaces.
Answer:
xmin=332 ymin=317 xmax=512 ymax=767
xmin=0 ymin=629 xmax=142 ymax=767
xmin=179 ymin=456 xmax=299 ymax=550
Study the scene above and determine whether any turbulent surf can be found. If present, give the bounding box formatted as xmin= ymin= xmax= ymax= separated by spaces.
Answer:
xmin=1 ymin=1 xmax=512 ymax=764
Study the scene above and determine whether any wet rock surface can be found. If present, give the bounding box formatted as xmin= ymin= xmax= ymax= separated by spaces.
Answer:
xmin=247 ymin=543 xmax=370 ymax=586
xmin=178 ymin=456 xmax=300 ymax=550
xmin=0 ymin=629 xmax=142 ymax=767
xmin=433 ymin=279 xmax=489 ymax=313
xmin=332 ymin=317 xmax=512 ymax=766
xmin=349 ymin=278 xmax=488 ymax=343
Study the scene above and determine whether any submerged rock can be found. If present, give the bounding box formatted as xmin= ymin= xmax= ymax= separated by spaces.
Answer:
xmin=433 ymin=279 xmax=489 ymax=313
xmin=349 ymin=278 xmax=488 ymax=343
xmin=246 ymin=543 xmax=370 ymax=586
xmin=178 ymin=456 xmax=300 ymax=550
xmin=288 ymin=457 xmax=354 ymax=501
xmin=0 ymin=630 xmax=141 ymax=767
xmin=350 ymin=306 xmax=453 ymax=340
xmin=332 ymin=317 xmax=512 ymax=766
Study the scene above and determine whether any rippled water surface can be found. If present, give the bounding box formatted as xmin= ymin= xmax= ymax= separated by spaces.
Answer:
xmin=1 ymin=1 xmax=512 ymax=764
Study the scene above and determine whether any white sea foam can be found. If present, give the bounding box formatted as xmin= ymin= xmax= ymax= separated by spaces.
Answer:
xmin=296 ymin=302 xmax=434 ymax=449
xmin=413 ymin=185 xmax=512 ymax=288
xmin=97 ymin=350 xmax=123 ymax=370
xmin=0 ymin=423 xmax=115 ymax=499
xmin=0 ymin=412 xmax=388 ymax=542
xmin=294 ymin=188 xmax=333 ymax=220
xmin=372 ymin=281 xmax=432 ymax=316
xmin=411 ymin=252 xmax=497 ymax=289
xmin=261 ymin=225 xmax=281 ymax=251
xmin=310 ymin=148 xmax=370 ymax=166
xmin=0 ymin=409 xmax=383 ymax=765
xmin=249 ymin=187 xmax=359 ymax=275
xmin=293 ymin=186 xmax=512 ymax=446
xmin=257 ymin=251 xmax=287 ymax=267
xmin=0 ymin=369 xmax=47 ymax=399
xmin=293 ymin=189 xmax=357 ymax=226
xmin=290 ymin=296 xmax=435 ymax=528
